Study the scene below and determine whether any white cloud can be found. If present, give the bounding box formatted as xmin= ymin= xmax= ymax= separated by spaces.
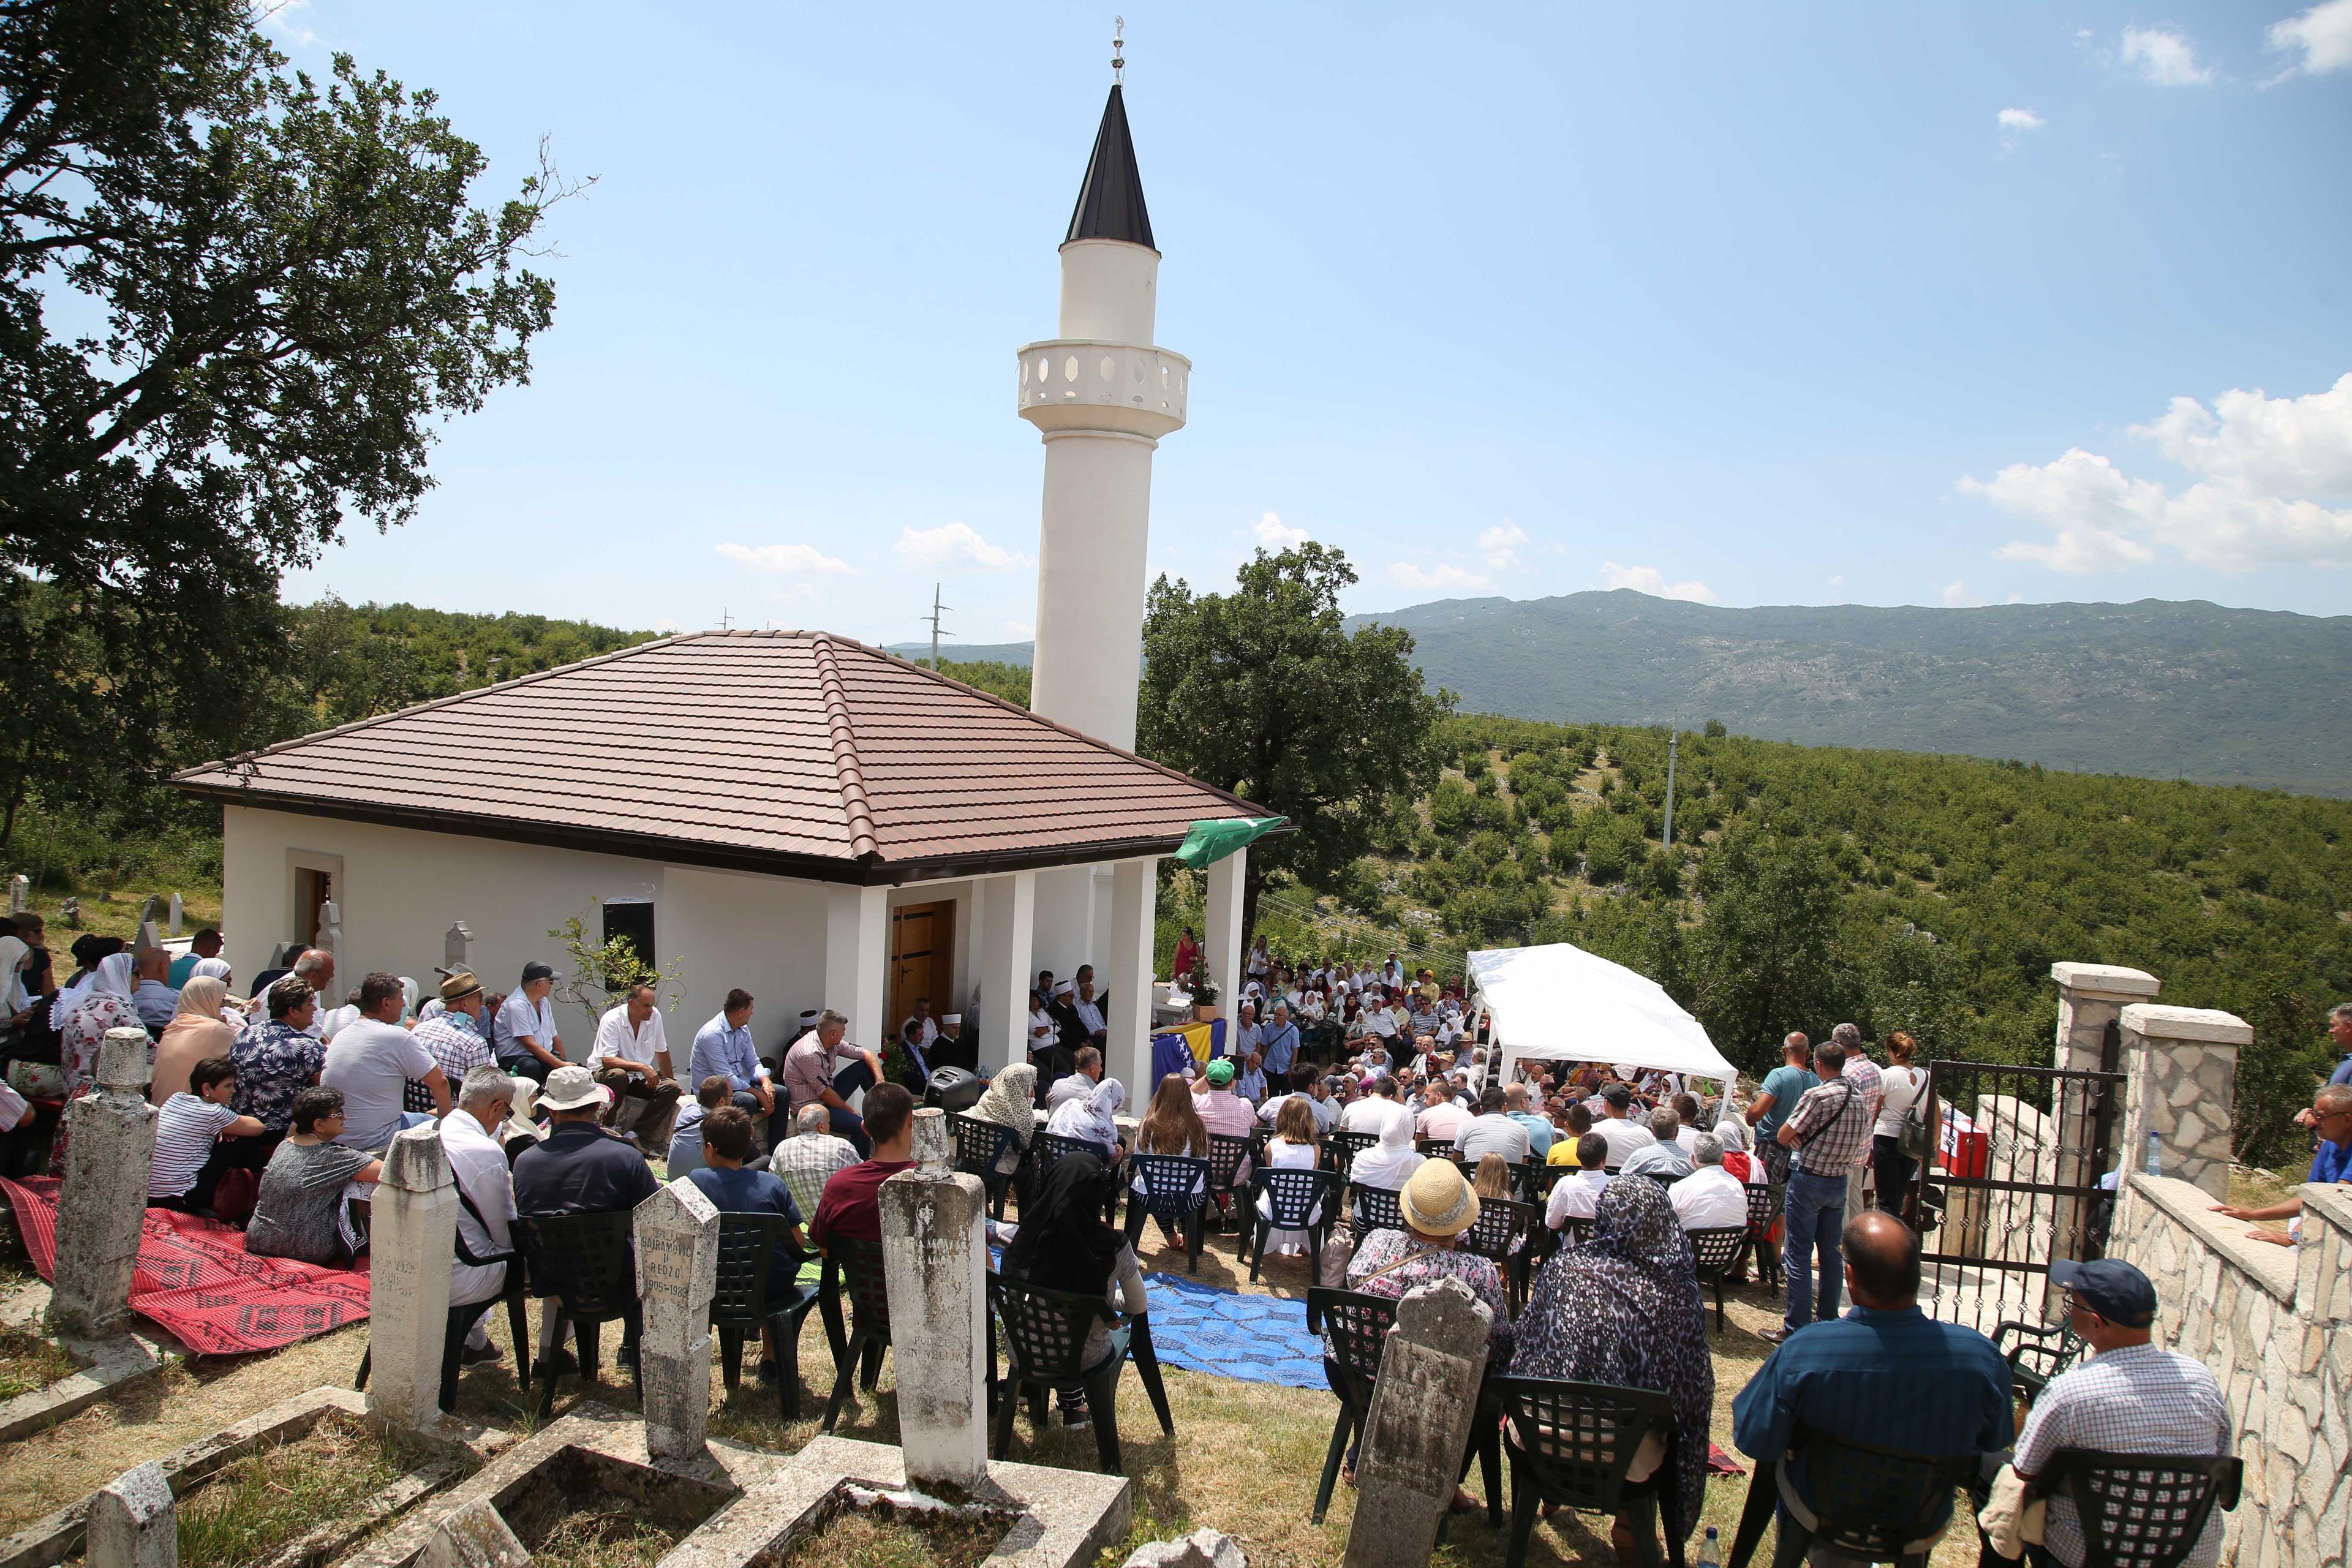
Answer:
xmin=1003 ymin=621 xmax=1035 ymax=638
xmin=1475 ymin=521 xmax=1529 ymax=569
xmin=715 ymin=542 xmax=857 ymax=575
xmin=1389 ymin=562 xmax=1494 ymax=594
xmin=2268 ymin=0 xmax=2352 ymax=77
xmin=891 ymin=521 xmax=1028 ymax=572
xmin=1997 ymin=107 xmax=2046 ymax=130
xmin=1827 ymin=575 xmax=1845 ymax=589
xmin=1940 ymin=579 xmax=1975 ymax=607
xmin=1598 ymin=562 xmax=1719 ymax=604
xmin=1964 ymin=372 xmax=2352 ymax=571
xmin=1250 ymin=511 xmax=1309 ymax=549
xmin=2120 ymin=26 xmax=2214 ymax=85
xmin=650 ymin=617 xmax=681 ymax=633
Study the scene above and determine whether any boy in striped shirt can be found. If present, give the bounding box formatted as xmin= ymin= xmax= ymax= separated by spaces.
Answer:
xmin=151 ymin=1057 xmax=263 ymax=1210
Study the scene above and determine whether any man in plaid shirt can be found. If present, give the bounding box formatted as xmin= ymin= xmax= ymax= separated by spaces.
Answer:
xmin=1769 ymin=1040 xmax=1875 ymax=1340
xmin=771 ymin=1101 xmax=859 ymax=1224
xmin=2003 ymin=1259 xmax=2231 ymax=1568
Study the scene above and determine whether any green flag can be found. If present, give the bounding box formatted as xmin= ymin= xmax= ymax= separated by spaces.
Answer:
xmin=1172 ymin=816 xmax=1285 ymax=869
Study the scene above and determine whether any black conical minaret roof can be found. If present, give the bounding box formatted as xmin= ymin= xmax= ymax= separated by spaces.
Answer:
xmin=1064 ymin=83 xmax=1155 ymax=249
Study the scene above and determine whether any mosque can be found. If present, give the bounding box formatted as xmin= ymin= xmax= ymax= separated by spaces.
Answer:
xmin=174 ymin=69 xmax=1268 ymax=1095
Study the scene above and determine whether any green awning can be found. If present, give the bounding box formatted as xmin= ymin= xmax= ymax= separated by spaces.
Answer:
xmin=1172 ymin=816 xmax=1285 ymax=869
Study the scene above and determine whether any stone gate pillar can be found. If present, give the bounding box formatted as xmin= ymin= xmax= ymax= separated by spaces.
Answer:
xmin=2118 ymin=1004 xmax=2251 ymax=1202
xmin=2046 ymin=964 xmax=2160 ymax=1301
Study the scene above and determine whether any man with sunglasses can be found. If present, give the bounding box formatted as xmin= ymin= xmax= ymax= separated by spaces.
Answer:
xmin=2212 ymin=1081 xmax=2352 ymax=1246
xmin=1990 ymin=1259 xmax=2230 ymax=1568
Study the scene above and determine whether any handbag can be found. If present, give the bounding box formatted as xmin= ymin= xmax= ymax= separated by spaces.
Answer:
xmin=1895 ymin=1071 xmax=1932 ymax=1161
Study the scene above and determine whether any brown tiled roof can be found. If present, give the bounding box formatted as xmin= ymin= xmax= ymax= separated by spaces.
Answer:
xmin=172 ymin=631 xmax=1280 ymax=884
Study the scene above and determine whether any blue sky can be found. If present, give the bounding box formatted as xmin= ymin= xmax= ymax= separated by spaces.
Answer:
xmin=272 ymin=1 xmax=2352 ymax=646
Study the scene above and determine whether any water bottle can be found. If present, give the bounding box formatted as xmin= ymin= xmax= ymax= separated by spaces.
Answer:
xmin=1697 ymin=1526 xmax=1721 ymax=1568
xmin=2144 ymin=1130 xmax=2163 ymax=1177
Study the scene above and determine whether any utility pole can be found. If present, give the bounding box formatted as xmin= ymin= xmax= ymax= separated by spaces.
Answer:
xmin=924 ymin=582 xmax=953 ymax=669
xmin=718 ymin=607 xmax=733 ymax=631
xmin=1662 ymin=726 xmax=1679 ymax=853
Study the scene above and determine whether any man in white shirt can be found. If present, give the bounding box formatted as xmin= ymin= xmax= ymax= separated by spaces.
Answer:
xmin=589 ymin=982 xmax=681 ymax=1152
xmin=1070 ymin=981 xmax=1107 ymax=1046
xmin=1340 ymin=1076 xmax=1406 ymax=1133
xmin=322 ymin=971 xmax=450 ymax=1152
xmin=900 ymin=996 xmax=938 ymax=1050
xmin=492 ymin=961 xmax=565 ymax=1082
xmin=1670 ymin=1133 xmax=1751 ymax=1232
xmin=444 ymin=1065 xmax=521 ymax=1368
xmin=1546 ymin=1134 xmax=1613 ymax=1228
xmin=1593 ymin=1084 xmax=1659 ymax=1167
xmin=1381 ymin=952 xmax=1404 ymax=990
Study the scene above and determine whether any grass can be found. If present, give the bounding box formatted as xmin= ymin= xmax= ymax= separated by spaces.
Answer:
xmin=0 ymin=1320 xmax=80 ymax=1400
xmin=783 ymin=1506 xmax=1007 ymax=1568
xmin=531 ymin=1506 xmax=677 ymax=1568
xmin=175 ymin=1417 xmax=406 ymax=1568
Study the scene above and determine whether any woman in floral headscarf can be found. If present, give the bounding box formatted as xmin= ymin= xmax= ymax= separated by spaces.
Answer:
xmin=47 ymin=951 xmax=145 ymax=1175
xmin=1504 ymin=1172 xmax=1714 ymax=1558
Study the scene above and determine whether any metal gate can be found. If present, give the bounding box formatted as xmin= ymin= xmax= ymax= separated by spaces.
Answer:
xmin=1912 ymin=1054 xmax=2125 ymax=1334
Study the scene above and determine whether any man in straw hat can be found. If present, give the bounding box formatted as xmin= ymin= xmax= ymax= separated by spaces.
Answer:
xmin=413 ymin=969 xmax=496 ymax=1085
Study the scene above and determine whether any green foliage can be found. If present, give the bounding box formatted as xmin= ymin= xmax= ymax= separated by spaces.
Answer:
xmin=0 ymin=4 xmax=579 ymax=846
xmin=919 ymin=657 xmax=1032 ymax=707
xmin=1137 ymin=542 xmax=1453 ymax=932
xmin=548 ymin=903 xmax=682 ymax=1014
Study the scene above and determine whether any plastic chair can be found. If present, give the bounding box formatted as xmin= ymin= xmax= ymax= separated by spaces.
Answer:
xmin=1491 ymin=1375 xmax=1681 ymax=1568
xmin=1350 ymin=1182 xmax=1403 ymax=1243
xmin=1244 ymin=1166 xmax=1341 ymax=1289
xmin=1123 ymin=1153 xmax=1211 ymax=1272
xmin=950 ymin=1113 xmax=1022 ymax=1219
xmin=1326 ymin=1129 xmax=1378 ymax=1180
xmin=1727 ymin=1424 xmax=1980 ymax=1568
xmin=1308 ymin=1287 xmax=1397 ymax=1524
xmin=2040 ymin=1450 xmax=2242 ymax=1568
xmin=1416 ymin=1137 xmax=1453 ymax=1159
xmin=1642 ymin=1170 xmax=1685 ymax=1191
xmin=353 ymin=1219 xmax=529 ymax=1414
xmin=1686 ymin=1225 xmax=1749 ymax=1333
xmin=987 ymin=1272 xmax=1137 ymax=1475
xmin=709 ymin=1212 xmax=823 ymax=1420
xmin=1035 ymin=1131 xmax=1123 ymax=1220
xmin=820 ymin=1235 xmax=893 ymax=1434
xmin=1992 ymin=1317 xmax=2086 ymax=1404
xmin=1459 ymin=1195 xmax=1542 ymax=1315
xmin=1744 ymin=1183 xmax=1783 ymax=1293
xmin=508 ymin=1210 xmax=641 ymax=1420
xmin=1205 ymin=1133 xmax=1254 ymax=1227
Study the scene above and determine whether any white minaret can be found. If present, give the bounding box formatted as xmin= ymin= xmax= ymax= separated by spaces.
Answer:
xmin=1017 ymin=53 xmax=1188 ymax=753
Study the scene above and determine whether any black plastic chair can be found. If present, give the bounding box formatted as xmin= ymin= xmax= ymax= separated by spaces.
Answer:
xmin=1308 ymin=1286 xmax=1396 ymax=1524
xmin=1205 ymin=1133 xmax=1254 ymax=1227
xmin=1123 ymin=1153 xmax=1211 ymax=1273
xmin=1326 ymin=1129 xmax=1378 ymax=1180
xmin=1034 ymin=1131 xmax=1123 ymax=1219
xmin=1642 ymin=1170 xmax=1685 ymax=1190
xmin=1686 ymin=1225 xmax=1749 ymax=1333
xmin=352 ymin=1221 xmax=529 ymax=1414
xmin=1416 ymin=1136 xmax=1453 ymax=1159
xmin=1350 ymin=1182 xmax=1403 ymax=1243
xmin=1243 ymin=1166 xmax=1341 ymax=1289
xmin=1727 ymin=1425 xmax=1979 ymax=1568
xmin=1744 ymin=1183 xmax=1783 ymax=1293
xmin=1992 ymin=1316 xmax=2086 ymax=1404
xmin=709 ymin=1213 xmax=823 ymax=1420
xmin=1459 ymin=1194 xmax=1542 ymax=1315
xmin=986 ymin=1272 xmax=1137 ymax=1475
xmin=508 ymin=1210 xmax=642 ymax=1420
xmin=950 ymin=1113 xmax=1022 ymax=1219
xmin=1493 ymin=1375 xmax=1681 ymax=1568
xmin=1525 ymin=1163 xmax=1573 ymax=1206
xmin=820 ymin=1235 xmax=893 ymax=1434
xmin=2040 ymin=1449 xmax=2242 ymax=1568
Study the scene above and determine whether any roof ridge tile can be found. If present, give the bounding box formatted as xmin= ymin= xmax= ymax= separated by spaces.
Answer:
xmin=809 ymin=635 xmax=881 ymax=861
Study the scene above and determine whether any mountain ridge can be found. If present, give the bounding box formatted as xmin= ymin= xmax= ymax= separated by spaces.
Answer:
xmin=889 ymin=591 xmax=2352 ymax=795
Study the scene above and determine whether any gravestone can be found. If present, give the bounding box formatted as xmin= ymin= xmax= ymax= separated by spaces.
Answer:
xmin=135 ymin=896 xmax=163 ymax=932
xmin=59 ymin=896 xmax=79 ymax=928
xmin=133 ymin=921 xmax=163 ymax=959
xmin=49 ymin=1028 xmax=157 ymax=1338
xmin=8 ymin=873 xmax=26 ymax=915
xmin=425 ymin=1498 xmax=531 ymax=1568
xmin=633 ymin=1181 xmax=721 ymax=1461
xmin=878 ymin=1108 xmax=989 ymax=1491
xmin=368 ymin=1126 xmax=459 ymax=1430
xmin=1341 ymin=1278 xmax=1493 ymax=1568
xmin=88 ymin=1461 xmax=176 ymax=1568
xmin=167 ymin=892 xmax=182 ymax=937
xmin=1125 ymin=1532 xmax=1246 ymax=1568
xmin=445 ymin=922 xmax=473 ymax=971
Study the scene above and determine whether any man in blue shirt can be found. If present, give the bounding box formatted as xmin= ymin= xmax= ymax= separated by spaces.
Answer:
xmin=1733 ymin=1211 xmax=2013 ymax=1542
xmin=2325 ymin=1003 xmax=2352 ymax=1087
xmin=689 ymin=989 xmax=775 ymax=1133
xmin=1746 ymin=1033 xmax=1819 ymax=1186
xmin=1503 ymin=1082 xmax=1555 ymax=1156
xmin=2214 ymin=1081 xmax=2352 ymax=1245
xmin=1261 ymin=1002 xmax=1302 ymax=1078
xmin=684 ymin=1106 xmax=810 ymax=1385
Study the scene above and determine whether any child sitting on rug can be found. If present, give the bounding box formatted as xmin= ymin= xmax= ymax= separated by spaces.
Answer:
xmin=150 ymin=1057 xmax=263 ymax=1214
xmin=246 ymin=1086 xmax=382 ymax=1265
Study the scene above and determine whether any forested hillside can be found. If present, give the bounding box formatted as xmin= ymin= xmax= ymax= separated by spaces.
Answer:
xmin=1259 ymin=715 xmax=2351 ymax=1167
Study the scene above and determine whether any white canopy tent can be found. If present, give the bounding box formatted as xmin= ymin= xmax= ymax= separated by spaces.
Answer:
xmin=1468 ymin=941 xmax=1740 ymax=1084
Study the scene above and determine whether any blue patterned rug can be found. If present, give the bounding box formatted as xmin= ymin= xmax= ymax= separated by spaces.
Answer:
xmin=1137 ymin=1270 xmax=1329 ymax=1389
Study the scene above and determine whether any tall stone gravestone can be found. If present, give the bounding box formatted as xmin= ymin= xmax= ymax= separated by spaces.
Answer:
xmin=8 ymin=873 xmax=28 ymax=916
xmin=88 ymin=1461 xmax=176 ymax=1568
xmin=167 ymin=892 xmax=183 ymax=937
xmin=1342 ymin=1278 xmax=1493 ymax=1568
xmin=878 ymin=1107 xmax=990 ymax=1491
xmin=634 ymin=1181 xmax=721 ymax=1461
xmin=445 ymin=922 xmax=473 ymax=972
xmin=368 ymin=1126 xmax=459 ymax=1430
xmin=50 ymin=1028 xmax=157 ymax=1338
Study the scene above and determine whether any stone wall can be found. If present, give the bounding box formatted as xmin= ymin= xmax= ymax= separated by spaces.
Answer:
xmin=2111 ymin=1174 xmax=2351 ymax=1568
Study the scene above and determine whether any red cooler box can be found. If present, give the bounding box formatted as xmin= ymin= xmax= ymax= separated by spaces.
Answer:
xmin=1939 ymin=1104 xmax=1988 ymax=1180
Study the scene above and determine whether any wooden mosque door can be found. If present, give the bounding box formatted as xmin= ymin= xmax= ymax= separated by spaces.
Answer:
xmin=886 ymin=902 xmax=954 ymax=1044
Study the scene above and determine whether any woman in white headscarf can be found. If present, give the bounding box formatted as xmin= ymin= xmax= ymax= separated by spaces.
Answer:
xmin=1047 ymin=1074 xmax=1126 ymax=1157
xmin=0 ymin=933 xmax=32 ymax=1025
xmin=153 ymin=978 xmax=236 ymax=1103
xmin=190 ymin=957 xmax=245 ymax=1032
xmin=60 ymin=952 xmax=140 ymax=1093
xmin=1714 ymin=1118 xmax=1765 ymax=1186
xmin=1348 ymin=1099 xmax=1425 ymax=1193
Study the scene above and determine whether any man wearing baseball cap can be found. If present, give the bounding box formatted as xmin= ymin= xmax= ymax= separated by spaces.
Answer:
xmin=492 ymin=962 xmax=565 ymax=1083
xmin=1997 ymin=1259 xmax=2230 ymax=1568
xmin=1189 ymin=1056 xmax=1260 ymax=1223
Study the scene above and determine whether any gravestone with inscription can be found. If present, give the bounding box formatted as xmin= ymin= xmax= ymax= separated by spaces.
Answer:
xmin=369 ymin=1126 xmax=459 ymax=1429
xmin=634 ymin=1180 xmax=721 ymax=1461
xmin=49 ymin=1028 xmax=157 ymax=1338
xmin=1342 ymin=1278 xmax=1493 ymax=1568
xmin=878 ymin=1107 xmax=990 ymax=1491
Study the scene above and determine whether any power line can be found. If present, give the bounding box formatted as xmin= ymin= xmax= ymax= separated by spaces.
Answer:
xmin=924 ymin=582 xmax=955 ymax=668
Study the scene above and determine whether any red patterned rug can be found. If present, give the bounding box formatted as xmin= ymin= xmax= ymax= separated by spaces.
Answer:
xmin=1 ymin=1177 xmax=371 ymax=1355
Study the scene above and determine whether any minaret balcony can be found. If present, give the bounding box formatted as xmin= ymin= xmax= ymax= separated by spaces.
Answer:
xmin=1016 ymin=339 xmax=1189 ymax=438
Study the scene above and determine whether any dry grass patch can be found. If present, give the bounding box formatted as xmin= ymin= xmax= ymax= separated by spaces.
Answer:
xmin=783 ymin=1506 xmax=1006 ymax=1568
xmin=173 ymin=1417 xmax=407 ymax=1568
xmin=530 ymin=1506 xmax=676 ymax=1568
xmin=0 ymin=1319 xmax=81 ymax=1400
